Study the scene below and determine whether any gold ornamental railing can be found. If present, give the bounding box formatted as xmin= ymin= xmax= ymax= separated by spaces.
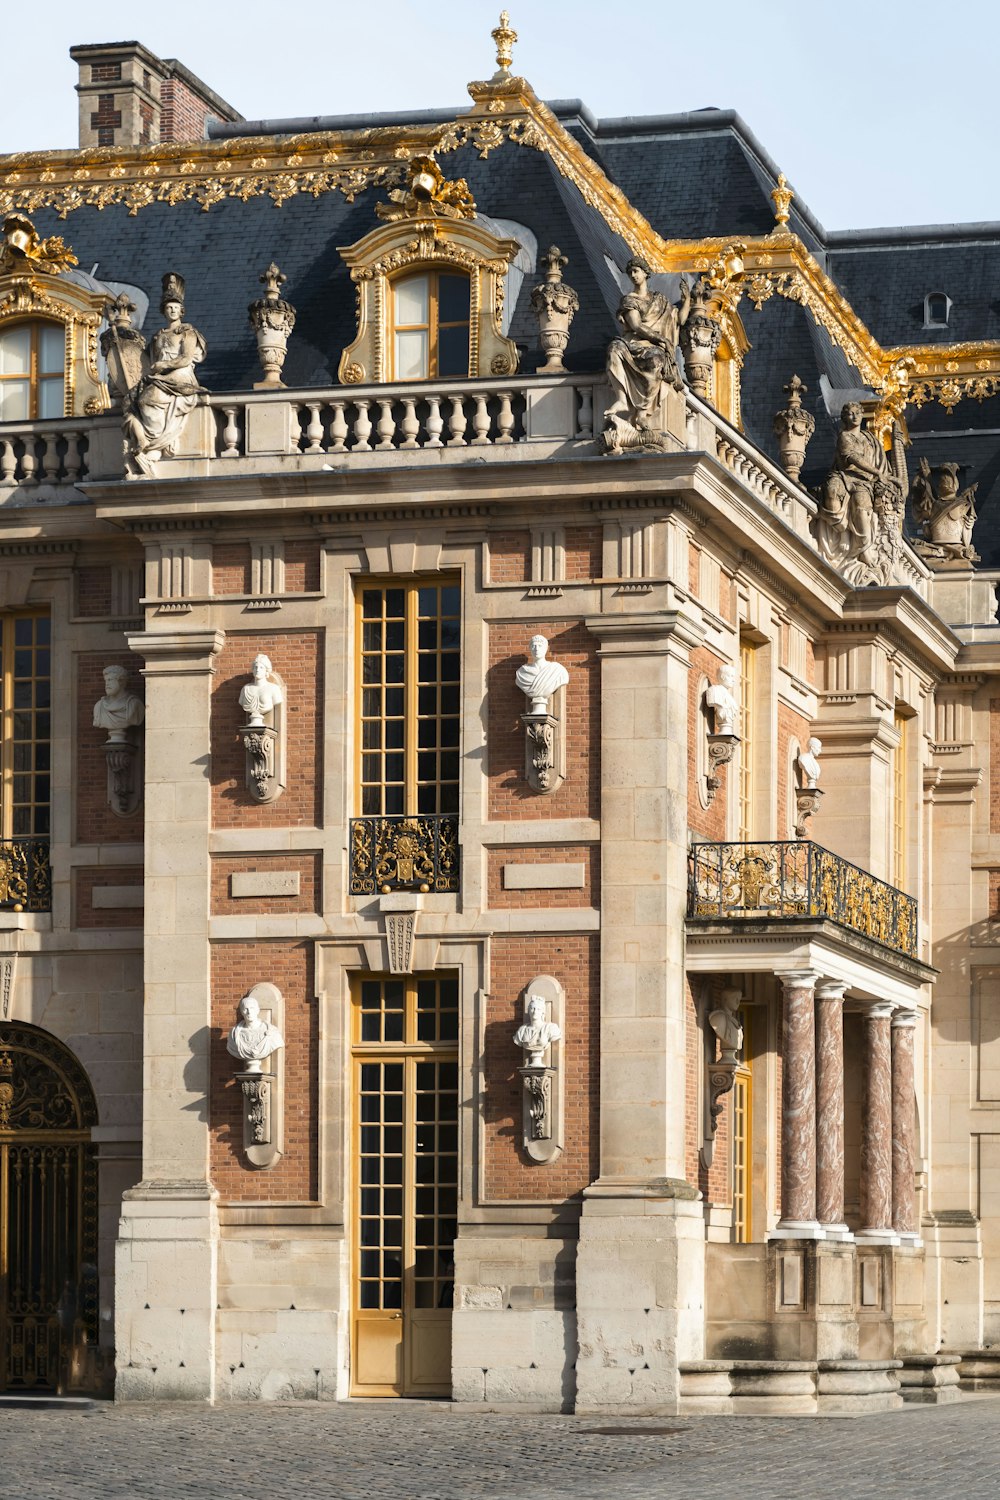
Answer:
xmin=0 ymin=839 xmax=51 ymax=912
xmin=350 ymin=815 xmax=459 ymax=896
xmin=687 ymin=840 xmax=917 ymax=959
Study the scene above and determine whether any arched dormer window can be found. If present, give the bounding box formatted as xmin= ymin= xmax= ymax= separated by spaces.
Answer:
xmin=923 ymin=292 xmax=951 ymax=330
xmin=392 ymin=270 xmax=471 ymax=380
xmin=0 ymin=320 xmax=65 ymax=420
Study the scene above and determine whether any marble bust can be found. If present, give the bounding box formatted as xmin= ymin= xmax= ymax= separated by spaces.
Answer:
xmin=705 ymin=664 xmax=739 ymax=736
xmin=514 ymin=994 xmax=562 ymax=1066
xmin=93 ymin=665 xmax=145 ymax=743
xmin=515 ymin=635 xmax=569 ymax=715
xmin=227 ymin=992 xmax=284 ymax=1073
xmin=239 ymin=654 xmax=283 ymax=727
xmin=797 ymin=736 xmax=822 ymax=790
xmin=708 ymin=988 xmax=743 ymax=1065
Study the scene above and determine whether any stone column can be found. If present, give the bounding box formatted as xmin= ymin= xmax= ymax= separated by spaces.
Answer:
xmin=815 ymin=980 xmax=849 ymax=1238
xmin=575 ymin=610 xmax=706 ymax=1415
xmin=771 ymin=970 xmax=823 ymax=1238
xmin=858 ymin=1003 xmax=899 ymax=1244
xmin=115 ymin=628 xmax=225 ymax=1400
xmin=891 ymin=1009 xmax=920 ymax=1246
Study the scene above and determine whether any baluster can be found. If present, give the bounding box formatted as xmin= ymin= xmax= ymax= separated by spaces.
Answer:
xmin=41 ymin=432 xmax=61 ymax=481
xmin=0 ymin=440 xmax=15 ymax=483
xmin=20 ymin=438 xmax=37 ymax=483
xmin=425 ymin=396 xmax=444 ymax=448
xmin=221 ymin=407 xmax=239 ymax=458
xmin=446 ymin=394 xmax=467 ymax=447
xmin=496 ymin=391 xmax=515 ymax=444
xmin=576 ymin=385 xmax=594 ymax=438
xmin=376 ymin=399 xmax=396 ymax=450
xmin=471 ymin=393 xmax=491 ymax=445
xmin=399 ymin=398 xmax=420 ymax=449
xmin=63 ymin=432 xmax=82 ymax=481
xmin=328 ymin=401 xmax=348 ymax=453
xmin=305 ymin=402 xmax=324 ymax=452
xmin=353 ymin=399 xmax=373 ymax=452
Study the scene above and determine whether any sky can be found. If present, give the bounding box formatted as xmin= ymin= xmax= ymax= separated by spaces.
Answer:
xmin=2 ymin=0 xmax=998 ymax=233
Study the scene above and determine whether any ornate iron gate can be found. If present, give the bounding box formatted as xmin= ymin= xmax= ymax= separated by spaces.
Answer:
xmin=0 ymin=1023 xmax=98 ymax=1393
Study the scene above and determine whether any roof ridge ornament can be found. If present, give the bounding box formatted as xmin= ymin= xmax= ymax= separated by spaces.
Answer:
xmin=0 ymin=213 xmax=78 ymax=275
xmin=492 ymin=11 xmax=518 ymax=80
xmin=770 ymin=173 xmax=793 ymax=233
xmin=375 ymin=154 xmax=476 ymax=222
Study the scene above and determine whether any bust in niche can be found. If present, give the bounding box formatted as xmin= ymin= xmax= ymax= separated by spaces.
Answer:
xmin=705 ymin=664 xmax=739 ymax=736
xmin=514 ymin=994 xmax=561 ymax=1066
xmin=93 ymin=665 xmax=145 ymax=743
xmin=227 ymin=992 xmax=284 ymax=1073
xmin=515 ymin=635 xmax=569 ymax=715
xmin=239 ymin=653 xmax=283 ymax=727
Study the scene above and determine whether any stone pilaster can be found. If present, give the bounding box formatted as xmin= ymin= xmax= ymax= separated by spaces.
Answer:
xmin=575 ymin=611 xmax=705 ymax=1414
xmin=858 ymin=1004 xmax=899 ymax=1245
xmin=115 ymin=628 xmax=225 ymax=1401
xmin=815 ymin=980 xmax=849 ymax=1238
xmin=891 ymin=1009 xmax=920 ymax=1246
xmin=771 ymin=970 xmax=822 ymax=1238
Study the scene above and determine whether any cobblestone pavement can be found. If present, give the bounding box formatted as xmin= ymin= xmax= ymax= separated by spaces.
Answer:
xmin=4 ymin=1394 xmax=1000 ymax=1500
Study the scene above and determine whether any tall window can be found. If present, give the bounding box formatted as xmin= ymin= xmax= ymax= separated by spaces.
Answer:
xmin=391 ymin=272 xmax=471 ymax=381
xmin=0 ymin=323 xmax=65 ymax=421
xmin=892 ymin=710 xmax=907 ymax=889
xmin=732 ymin=1006 xmax=752 ymax=1243
xmin=739 ymin=639 xmax=755 ymax=841
xmin=357 ymin=581 xmax=460 ymax=818
xmin=0 ymin=614 xmax=50 ymax=840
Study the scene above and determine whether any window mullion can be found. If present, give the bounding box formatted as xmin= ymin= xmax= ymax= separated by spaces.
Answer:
xmin=428 ymin=273 xmax=439 ymax=381
xmin=404 ymin=585 xmax=418 ymax=815
xmin=1 ymin=627 xmax=11 ymax=840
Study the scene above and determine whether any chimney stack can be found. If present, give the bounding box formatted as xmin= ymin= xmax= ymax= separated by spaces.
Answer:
xmin=70 ymin=41 xmax=242 ymax=149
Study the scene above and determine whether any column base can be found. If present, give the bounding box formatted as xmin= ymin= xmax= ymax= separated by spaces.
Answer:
xmin=855 ymin=1228 xmax=900 ymax=1247
xmin=894 ymin=1232 xmax=922 ymax=1249
xmin=818 ymin=1223 xmax=853 ymax=1242
xmin=768 ymin=1220 xmax=825 ymax=1241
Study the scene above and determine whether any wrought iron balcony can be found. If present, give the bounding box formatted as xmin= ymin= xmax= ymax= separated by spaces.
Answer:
xmin=687 ymin=840 xmax=917 ymax=959
xmin=350 ymin=815 xmax=459 ymax=896
xmin=0 ymin=838 xmax=52 ymax=912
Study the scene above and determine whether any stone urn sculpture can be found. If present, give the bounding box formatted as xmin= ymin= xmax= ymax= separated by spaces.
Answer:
xmin=529 ymin=246 xmax=580 ymax=373
xmin=773 ymin=373 xmax=815 ymax=483
xmin=248 ymin=262 xmax=296 ymax=390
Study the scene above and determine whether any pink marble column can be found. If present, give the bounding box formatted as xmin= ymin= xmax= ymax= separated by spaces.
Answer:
xmin=815 ymin=980 xmax=848 ymax=1235
xmin=891 ymin=1009 xmax=920 ymax=1244
xmin=858 ymin=1003 xmax=897 ymax=1243
xmin=774 ymin=970 xmax=821 ymax=1236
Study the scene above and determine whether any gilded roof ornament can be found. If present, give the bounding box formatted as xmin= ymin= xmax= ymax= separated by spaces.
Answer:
xmin=375 ymin=155 xmax=476 ymax=222
xmin=492 ymin=11 xmax=518 ymax=80
xmin=770 ymin=174 xmax=793 ymax=232
xmin=0 ymin=213 xmax=78 ymax=275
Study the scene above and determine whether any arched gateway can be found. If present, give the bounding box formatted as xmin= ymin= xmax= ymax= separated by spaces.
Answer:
xmin=0 ymin=1022 xmax=99 ymax=1394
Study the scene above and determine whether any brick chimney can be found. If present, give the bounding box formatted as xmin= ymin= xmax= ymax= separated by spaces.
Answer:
xmin=70 ymin=41 xmax=242 ymax=149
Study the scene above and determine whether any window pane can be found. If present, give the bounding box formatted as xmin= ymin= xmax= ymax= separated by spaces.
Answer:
xmin=0 ymin=381 xmax=29 ymax=421
xmin=38 ymin=378 xmax=64 ymax=418
xmin=438 ymin=274 xmax=470 ymax=324
xmin=394 ymin=275 xmax=429 ymax=327
xmin=0 ymin=326 xmax=31 ymax=376
xmin=437 ymin=324 xmax=469 ymax=379
xmin=395 ymin=329 xmax=428 ymax=380
xmin=39 ymin=325 xmax=65 ymax=375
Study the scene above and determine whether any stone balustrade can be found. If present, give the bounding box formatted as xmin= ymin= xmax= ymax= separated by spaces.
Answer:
xmin=0 ymin=422 xmax=90 ymax=487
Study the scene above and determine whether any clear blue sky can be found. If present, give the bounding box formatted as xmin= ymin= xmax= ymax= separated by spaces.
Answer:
xmin=3 ymin=0 xmax=997 ymax=233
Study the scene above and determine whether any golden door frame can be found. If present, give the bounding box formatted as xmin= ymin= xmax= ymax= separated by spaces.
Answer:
xmin=0 ymin=1020 xmax=99 ymax=1394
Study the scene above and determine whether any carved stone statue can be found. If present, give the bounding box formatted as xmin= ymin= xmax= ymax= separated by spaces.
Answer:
xmin=100 ymin=293 xmax=148 ymax=405
xmin=708 ymin=988 xmax=743 ymax=1066
xmin=815 ymin=402 xmax=904 ymax=586
xmin=93 ymin=665 xmax=145 ymax=743
xmin=515 ymin=634 xmax=569 ymax=715
xmin=529 ymin=246 xmax=579 ymax=373
xmin=123 ymin=272 xmax=207 ymax=479
xmin=227 ymin=991 xmax=284 ymax=1073
xmin=514 ymin=993 xmax=561 ymax=1066
xmin=773 ymin=373 xmax=815 ymax=483
xmin=602 ymin=256 xmax=691 ymax=453
xmin=910 ymin=457 xmax=979 ymax=563
xmin=248 ymin=263 xmax=296 ymax=390
xmin=239 ymin=654 xmax=283 ymax=727
xmin=797 ymin=736 xmax=822 ymax=790
xmin=705 ymin=664 xmax=739 ymax=736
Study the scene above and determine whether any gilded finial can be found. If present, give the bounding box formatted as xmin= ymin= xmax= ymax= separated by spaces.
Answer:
xmin=492 ymin=10 xmax=518 ymax=78
xmin=771 ymin=173 xmax=793 ymax=231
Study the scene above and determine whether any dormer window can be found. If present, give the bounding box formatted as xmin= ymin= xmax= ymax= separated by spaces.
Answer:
xmin=392 ymin=271 xmax=471 ymax=381
xmin=923 ymin=292 xmax=951 ymax=330
xmin=0 ymin=321 xmax=65 ymax=421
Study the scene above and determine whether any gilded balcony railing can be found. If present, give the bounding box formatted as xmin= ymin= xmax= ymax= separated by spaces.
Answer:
xmin=0 ymin=838 xmax=52 ymax=912
xmin=687 ymin=840 xmax=917 ymax=959
xmin=350 ymin=815 xmax=459 ymax=896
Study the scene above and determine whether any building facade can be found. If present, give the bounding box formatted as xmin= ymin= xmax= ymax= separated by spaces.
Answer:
xmin=0 ymin=20 xmax=999 ymax=1412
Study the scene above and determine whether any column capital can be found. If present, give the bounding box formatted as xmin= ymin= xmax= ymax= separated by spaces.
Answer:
xmin=128 ymin=628 xmax=226 ymax=676
xmin=891 ymin=1008 xmax=919 ymax=1030
xmin=584 ymin=610 xmax=706 ymax=660
xmin=779 ymin=968 xmax=822 ymax=992
xmin=866 ymin=1002 xmax=896 ymax=1021
xmin=815 ymin=979 xmax=847 ymax=1003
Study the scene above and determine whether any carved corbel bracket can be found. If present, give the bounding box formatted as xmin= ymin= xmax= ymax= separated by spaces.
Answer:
xmin=521 ymin=711 xmax=563 ymax=794
xmin=238 ymin=723 xmax=284 ymax=804
xmin=103 ymin=736 xmax=142 ymax=817
xmin=233 ymin=981 xmax=284 ymax=1169
xmin=794 ymin=784 xmax=824 ymax=839
xmin=518 ymin=1064 xmax=555 ymax=1146
xmin=706 ymin=731 xmax=740 ymax=806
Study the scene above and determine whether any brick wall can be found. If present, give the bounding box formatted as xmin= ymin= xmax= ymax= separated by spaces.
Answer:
xmin=75 ymin=565 xmax=113 ymax=618
xmin=76 ymin=654 xmax=145 ymax=844
xmin=484 ymin=934 xmax=598 ymax=1199
xmin=160 ymin=76 xmax=214 ymax=142
xmin=284 ymin=541 xmax=320 ymax=593
xmin=564 ymin=525 xmax=602 ymax=581
xmin=688 ymin=644 xmax=728 ymax=842
xmin=213 ymin=543 xmax=251 ymax=595
xmin=991 ymin=700 xmax=1000 ymax=833
xmin=211 ymin=632 xmax=322 ymax=829
xmin=489 ymin=530 xmax=531 ymax=584
xmin=684 ymin=978 xmax=731 ymax=1204
xmin=210 ymin=941 xmax=317 ymax=1202
xmin=487 ymin=620 xmax=599 ymax=821
xmin=211 ymin=852 xmax=320 ymax=915
xmin=778 ymin=702 xmax=813 ymax=841
xmin=486 ymin=844 xmax=597 ymax=909
xmin=689 ymin=543 xmax=701 ymax=596
xmin=74 ymin=865 xmax=143 ymax=928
